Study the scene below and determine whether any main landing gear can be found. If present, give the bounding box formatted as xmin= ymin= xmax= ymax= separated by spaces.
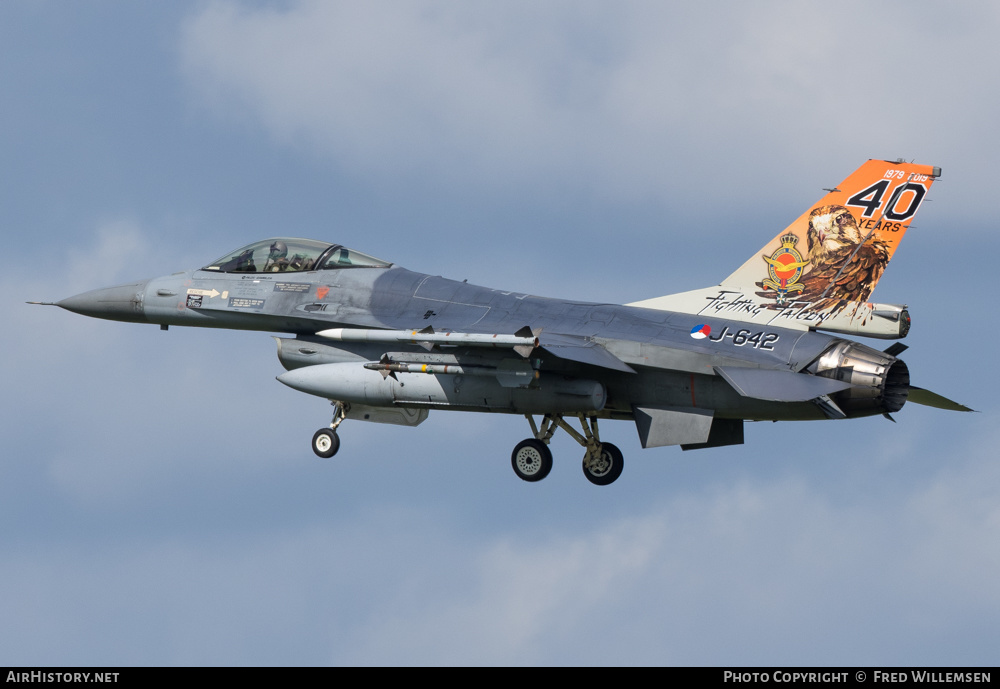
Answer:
xmin=311 ymin=401 xmax=347 ymax=458
xmin=512 ymin=414 xmax=624 ymax=486
xmin=309 ymin=404 xmax=623 ymax=485
xmin=511 ymin=438 xmax=553 ymax=482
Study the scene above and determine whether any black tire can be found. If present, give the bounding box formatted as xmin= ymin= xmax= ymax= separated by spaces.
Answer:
xmin=312 ymin=428 xmax=340 ymax=458
xmin=582 ymin=442 xmax=623 ymax=485
xmin=511 ymin=438 xmax=553 ymax=482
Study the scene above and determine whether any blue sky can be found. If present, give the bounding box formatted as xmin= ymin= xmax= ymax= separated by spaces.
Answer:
xmin=1 ymin=1 xmax=996 ymax=666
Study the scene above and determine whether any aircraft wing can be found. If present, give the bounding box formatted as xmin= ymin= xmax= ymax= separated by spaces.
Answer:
xmin=536 ymin=332 xmax=636 ymax=373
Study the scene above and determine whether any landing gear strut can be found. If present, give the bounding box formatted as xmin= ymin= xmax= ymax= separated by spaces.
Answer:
xmin=311 ymin=401 xmax=348 ymax=458
xmin=511 ymin=413 xmax=624 ymax=485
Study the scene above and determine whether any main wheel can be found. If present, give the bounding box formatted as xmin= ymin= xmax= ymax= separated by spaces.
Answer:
xmin=511 ymin=439 xmax=553 ymax=482
xmin=312 ymin=428 xmax=340 ymax=458
xmin=583 ymin=442 xmax=623 ymax=485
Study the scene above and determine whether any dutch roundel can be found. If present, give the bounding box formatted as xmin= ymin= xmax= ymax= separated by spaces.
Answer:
xmin=690 ymin=324 xmax=711 ymax=339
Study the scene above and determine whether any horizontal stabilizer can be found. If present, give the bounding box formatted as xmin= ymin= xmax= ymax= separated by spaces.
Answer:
xmin=907 ymin=386 xmax=975 ymax=412
xmin=538 ymin=332 xmax=636 ymax=373
xmin=715 ymin=366 xmax=853 ymax=402
xmin=883 ymin=342 xmax=908 ymax=357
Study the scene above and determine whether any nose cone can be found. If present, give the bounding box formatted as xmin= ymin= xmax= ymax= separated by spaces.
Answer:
xmin=57 ymin=280 xmax=149 ymax=323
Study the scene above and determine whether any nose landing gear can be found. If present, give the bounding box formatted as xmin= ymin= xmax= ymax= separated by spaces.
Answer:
xmin=311 ymin=401 xmax=348 ymax=458
xmin=312 ymin=428 xmax=340 ymax=458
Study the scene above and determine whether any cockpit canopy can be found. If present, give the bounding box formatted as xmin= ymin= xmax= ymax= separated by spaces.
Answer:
xmin=203 ymin=238 xmax=392 ymax=274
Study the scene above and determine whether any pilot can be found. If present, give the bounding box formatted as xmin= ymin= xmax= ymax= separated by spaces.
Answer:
xmin=264 ymin=240 xmax=289 ymax=272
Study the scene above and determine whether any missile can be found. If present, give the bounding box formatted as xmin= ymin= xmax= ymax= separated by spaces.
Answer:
xmin=315 ymin=325 xmax=540 ymax=357
xmin=364 ymin=361 xmax=539 ymax=381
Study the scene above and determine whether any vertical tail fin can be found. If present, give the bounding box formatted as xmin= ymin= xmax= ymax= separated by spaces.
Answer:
xmin=723 ymin=159 xmax=940 ymax=306
xmin=627 ymin=160 xmax=940 ymax=337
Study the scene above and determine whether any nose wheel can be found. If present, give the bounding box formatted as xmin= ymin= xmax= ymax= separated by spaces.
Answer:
xmin=311 ymin=401 xmax=347 ymax=458
xmin=312 ymin=428 xmax=340 ymax=458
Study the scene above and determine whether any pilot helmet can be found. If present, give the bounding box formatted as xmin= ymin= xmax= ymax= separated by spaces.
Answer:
xmin=269 ymin=241 xmax=288 ymax=259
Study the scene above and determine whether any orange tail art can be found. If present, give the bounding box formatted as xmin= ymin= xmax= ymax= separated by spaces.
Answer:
xmin=724 ymin=158 xmax=941 ymax=312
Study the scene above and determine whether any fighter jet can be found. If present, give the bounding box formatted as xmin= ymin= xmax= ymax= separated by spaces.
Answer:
xmin=37 ymin=159 xmax=972 ymax=485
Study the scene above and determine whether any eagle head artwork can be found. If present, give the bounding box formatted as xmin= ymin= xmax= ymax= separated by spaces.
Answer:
xmin=807 ymin=205 xmax=863 ymax=263
xmin=796 ymin=204 xmax=891 ymax=310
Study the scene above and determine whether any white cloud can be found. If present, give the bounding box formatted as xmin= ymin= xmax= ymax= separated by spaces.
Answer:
xmin=3 ymin=431 xmax=996 ymax=665
xmin=179 ymin=1 xmax=1000 ymax=210
xmin=63 ymin=220 xmax=152 ymax=293
xmin=320 ymin=434 xmax=1000 ymax=665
